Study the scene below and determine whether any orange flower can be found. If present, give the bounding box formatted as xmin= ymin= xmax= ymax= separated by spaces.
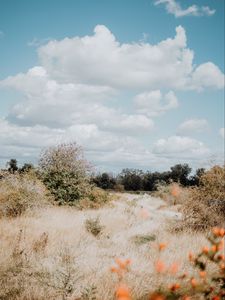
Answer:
xmin=159 ymin=243 xmax=167 ymax=251
xmin=212 ymin=296 xmax=221 ymax=300
xmin=111 ymin=266 xmax=120 ymax=273
xmin=199 ymin=270 xmax=206 ymax=278
xmin=219 ymin=228 xmax=225 ymax=237
xmin=149 ymin=293 xmax=166 ymax=300
xmin=169 ymin=263 xmax=179 ymax=274
xmin=217 ymin=239 xmax=224 ymax=250
xmin=202 ymin=246 xmax=209 ymax=254
xmin=169 ymin=283 xmax=180 ymax=291
xmin=220 ymin=262 xmax=225 ymax=270
xmin=155 ymin=260 xmax=166 ymax=273
xmin=190 ymin=278 xmax=198 ymax=288
xmin=171 ymin=184 xmax=180 ymax=197
xmin=116 ymin=284 xmax=131 ymax=300
xmin=188 ymin=252 xmax=194 ymax=261
xmin=115 ymin=258 xmax=131 ymax=270
xmin=212 ymin=227 xmax=221 ymax=236
xmin=182 ymin=296 xmax=191 ymax=300
xmin=211 ymin=245 xmax=217 ymax=252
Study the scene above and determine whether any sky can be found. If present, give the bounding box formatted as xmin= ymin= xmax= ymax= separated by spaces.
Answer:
xmin=0 ymin=0 xmax=224 ymax=173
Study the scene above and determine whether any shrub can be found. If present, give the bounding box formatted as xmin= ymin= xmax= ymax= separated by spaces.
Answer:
xmin=0 ymin=172 xmax=50 ymax=217
xmin=182 ymin=165 xmax=225 ymax=230
xmin=85 ymin=217 xmax=104 ymax=237
xmin=39 ymin=143 xmax=92 ymax=204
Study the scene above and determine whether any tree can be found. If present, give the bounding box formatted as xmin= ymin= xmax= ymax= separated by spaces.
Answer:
xmin=7 ymin=159 xmax=18 ymax=173
xmin=92 ymin=172 xmax=116 ymax=189
xmin=20 ymin=163 xmax=34 ymax=173
xmin=170 ymin=163 xmax=192 ymax=186
xmin=39 ymin=143 xmax=92 ymax=204
xmin=118 ymin=169 xmax=143 ymax=191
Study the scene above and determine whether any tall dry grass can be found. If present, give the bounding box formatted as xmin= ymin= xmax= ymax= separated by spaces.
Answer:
xmin=0 ymin=193 xmax=212 ymax=300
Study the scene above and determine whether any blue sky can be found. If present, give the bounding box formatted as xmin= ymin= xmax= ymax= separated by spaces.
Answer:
xmin=0 ymin=0 xmax=224 ymax=172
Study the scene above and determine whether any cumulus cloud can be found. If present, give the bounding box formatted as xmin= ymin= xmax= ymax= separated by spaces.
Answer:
xmin=153 ymin=135 xmax=210 ymax=157
xmin=154 ymin=0 xmax=216 ymax=18
xmin=134 ymin=90 xmax=178 ymax=117
xmin=178 ymin=119 xmax=209 ymax=135
xmin=36 ymin=25 xmax=224 ymax=91
xmin=0 ymin=25 xmax=223 ymax=170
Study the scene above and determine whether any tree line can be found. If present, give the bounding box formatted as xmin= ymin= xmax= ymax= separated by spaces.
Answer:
xmin=92 ymin=164 xmax=205 ymax=191
xmin=3 ymin=158 xmax=205 ymax=192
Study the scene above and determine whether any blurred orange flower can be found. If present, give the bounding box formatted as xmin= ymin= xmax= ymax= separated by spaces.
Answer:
xmin=171 ymin=184 xmax=180 ymax=197
xmin=199 ymin=270 xmax=206 ymax=278
xmin=116 ymin=284 xmax=131 ymax=300
xmin=169 ymin=262 xmax=179 ymax=274
xmin=155 ymin=260 xmax=166 ymax=273
xmin=115 ymin=258 xmax=131 ymax=270
xmin=159 ymin=243 xmax=167 ymax=251
xmin=149 ymin=293 xmax=165 ymax=300
xmin=169 ymin=283 xmax=180 ymax=291
xmin=202 ymin=246 xmax=209 ymax=254
xmin=190 ymin=278 xmax=198 ymax=288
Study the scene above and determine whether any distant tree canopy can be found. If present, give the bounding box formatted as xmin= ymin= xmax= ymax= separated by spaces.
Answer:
xmin=4 ymin=155 xmax=205 ymax=192
xmin=92 ymin=172 xmax=116 ymax=190
xmin=7 ymin=159 xmax=18 ymax=174
xmin=91 ymin=164 xmax=205 ymax=191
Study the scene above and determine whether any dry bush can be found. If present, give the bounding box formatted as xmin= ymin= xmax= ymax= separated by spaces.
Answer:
xmin=39 ymin=142 xmax=92 ymax=204
xmin=85 ymin=217 xmax=104 ymax=237
xmin=153 ymin=182 xmax=190 ymax=206
xmin=77 ymin=187 xmax=111 ymax=209
xmin=0 ymin=172 xmax=51 ymax=217
xmin=182 ymin=165 xmax=225 ymax=230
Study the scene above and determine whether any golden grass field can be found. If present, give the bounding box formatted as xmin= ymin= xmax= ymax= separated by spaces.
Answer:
xmin=0 ymin=192 xmax=213 ymax=300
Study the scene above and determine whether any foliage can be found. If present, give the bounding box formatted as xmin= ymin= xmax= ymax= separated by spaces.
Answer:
xmin=183 ymin=165 xmax=225 ymax=230
xmin=0 ymin=172 xmax=50 ymax=217
xmin=7 ymin=158 xmax=18 ymax=173
xmin=170 ymin=164 xmax=192 ymax=186
xmin=111 ymin=228 xmax=225 ymax=300
xmin=39 ymin=143 xmax=92 ymax=204
xmin=85 ymin=217 xmax=104 ymax=237
xmin=119 ymin=169 xmax=144 ymax=191
xmin=92 ymin=172 xmax=116 ymax=190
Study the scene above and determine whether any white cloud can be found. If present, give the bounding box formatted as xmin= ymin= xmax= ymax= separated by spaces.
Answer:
xmin=178 ymin=119 xmax=209 ymax=135
xmin=153 ymin=135 xmax=210 ymax=157
xmin=219 ymin=128 xmax=224 ymax=139
xmin=0 ymin=30 xmax=4 ymax=38
xmin=134 ymin=90 xmax=178 ymax=116
xmin=154 ymin=0 xmax=215 ymax=18
xmin=190 ymin=62 xmax=225 ymax=90
xmin=0 ymin=25 xmax=223 ymax=171
xmin=36 ymin=25 xmax=224 ymax=91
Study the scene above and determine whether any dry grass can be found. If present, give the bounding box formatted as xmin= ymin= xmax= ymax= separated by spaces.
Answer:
xmin=182 ymin=165 xmax=225 ymax=230
xmin=0 ymin=172 xmax=51 ymax=217
xmin=0 ymin=193 xmax=212 ymax=300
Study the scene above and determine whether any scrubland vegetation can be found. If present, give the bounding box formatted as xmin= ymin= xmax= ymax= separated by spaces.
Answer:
xmin=0 ymin=142 xmax=224 ymax=299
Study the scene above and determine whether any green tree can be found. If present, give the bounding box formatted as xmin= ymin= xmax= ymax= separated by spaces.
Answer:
xmin=170 ymin=163 xmax=192 ymax=186
xmin=39 ymin=143 xmax=92 ymax=204
xmin=7 ymin=159 xmax=18 ymax=173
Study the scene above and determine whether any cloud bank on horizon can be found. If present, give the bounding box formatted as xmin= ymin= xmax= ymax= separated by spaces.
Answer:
xmin=0 ymin=21 xmax=224 ymax=172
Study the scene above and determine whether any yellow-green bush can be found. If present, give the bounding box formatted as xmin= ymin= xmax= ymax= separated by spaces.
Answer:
xmin=0 ymin=172 xmax=50 ymax=217
xmin=182 ymin=165 xmax=225 ymax=230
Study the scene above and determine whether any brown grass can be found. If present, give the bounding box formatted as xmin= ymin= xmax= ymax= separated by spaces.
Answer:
xmin=0 ymin=193 xmax=212 ymax=300
xmin=0 ymin=172 xmax=51 ymax=217
xmin=182 ymin=165 xmax=225 ymax=230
